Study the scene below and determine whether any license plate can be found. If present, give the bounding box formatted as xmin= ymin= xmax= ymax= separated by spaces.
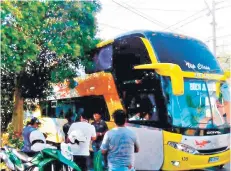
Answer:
xmin=209 ymin=157 xmax=219 ymax=163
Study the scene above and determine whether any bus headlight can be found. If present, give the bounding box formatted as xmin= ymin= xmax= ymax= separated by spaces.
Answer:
xmin=168 ymin=141 xmax=199 ymax=154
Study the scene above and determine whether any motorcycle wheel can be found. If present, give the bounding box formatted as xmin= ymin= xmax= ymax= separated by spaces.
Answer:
xmin=58 ymin=164 xmax=73 ymax=171
xmin=42 ymin=161 xmax=72 ymax=171
xmin=42 ymin=161 xmax=59 ymax=171
xmin=27 ymin=166 xmax=39 ymax=171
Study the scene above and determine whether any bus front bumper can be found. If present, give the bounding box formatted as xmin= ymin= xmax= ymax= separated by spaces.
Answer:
xmin=162 ymin=145 xmax=230 ymax=170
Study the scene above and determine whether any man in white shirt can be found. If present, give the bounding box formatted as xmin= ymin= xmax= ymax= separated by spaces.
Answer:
xmin=67 ymin=115 xmax=96 ymax=171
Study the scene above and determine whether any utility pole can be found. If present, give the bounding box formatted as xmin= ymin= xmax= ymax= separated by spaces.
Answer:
xmin=212 ymin=0 xmax=216 ymax=57
xmin=204 ymin=0 xmax=217 ymax=56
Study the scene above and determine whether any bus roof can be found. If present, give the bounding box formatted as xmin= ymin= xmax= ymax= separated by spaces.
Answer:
xmin=95 ymin=30 xmax=223 ymax=75
xmin=97 ymin=30 xmax=203 ymax=48
xmin=115 ymin=30 xmax=200 ymax=41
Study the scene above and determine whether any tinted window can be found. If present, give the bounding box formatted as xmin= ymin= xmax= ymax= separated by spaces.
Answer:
xmin=148 ymin=33 xmax=223 ymax=74
xmin=43 ymin=100 xmax=76 ymax=119
xmin=42 ymin=96 xmax=111 ymax=121
xmin=93 ymin=45 xmax=113 ymax=71
xmin=113 ymin=36 xmax=151 ymax=83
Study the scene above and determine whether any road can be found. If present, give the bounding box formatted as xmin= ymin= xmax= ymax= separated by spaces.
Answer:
xmin=203 ymin=163 xmax=230 ymax=171
xmin=88 ymin=163 xmax=230 ymax=171
xmin=89 ymin=163 xmax=230 ymax=171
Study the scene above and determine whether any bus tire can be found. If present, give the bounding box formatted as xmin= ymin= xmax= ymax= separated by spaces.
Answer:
xmin=218 ymin=164 xmax=225 ymax=169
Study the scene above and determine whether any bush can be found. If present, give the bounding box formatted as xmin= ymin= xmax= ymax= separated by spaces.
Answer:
xmin=1 ymin=122 xmax=23 ymax=149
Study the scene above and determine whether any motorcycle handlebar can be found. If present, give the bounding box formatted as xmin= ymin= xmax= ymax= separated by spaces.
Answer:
xmin=4 ymin=145 xmax=14 ymax=149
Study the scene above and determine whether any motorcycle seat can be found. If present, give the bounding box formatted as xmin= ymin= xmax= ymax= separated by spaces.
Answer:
xmin=12 ymin=150 xmax=33 ymax=162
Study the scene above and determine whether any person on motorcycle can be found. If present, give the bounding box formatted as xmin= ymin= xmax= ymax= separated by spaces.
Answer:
xmin=21 ymin=117 xmax=42 ymax=156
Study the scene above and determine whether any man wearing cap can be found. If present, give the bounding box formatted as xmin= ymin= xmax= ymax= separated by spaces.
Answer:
xmin=22 ymin=117 xmax=41 ymax=156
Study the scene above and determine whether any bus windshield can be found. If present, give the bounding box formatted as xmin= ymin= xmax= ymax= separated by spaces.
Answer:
xmin=148 ymin=32 xmax=223 ymax=74
xmin=164 ymin=78 xmax=229 ymax=129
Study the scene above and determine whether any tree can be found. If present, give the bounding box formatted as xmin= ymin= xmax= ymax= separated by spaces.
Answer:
xmin=1 ymin=1 xmax=101 ymax=132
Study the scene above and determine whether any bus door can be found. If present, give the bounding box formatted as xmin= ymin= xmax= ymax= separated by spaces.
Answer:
xmin=113 ymin=36 xmax=164 ymax=170
xmin=126 ymin=93 xmax=164 ymax=170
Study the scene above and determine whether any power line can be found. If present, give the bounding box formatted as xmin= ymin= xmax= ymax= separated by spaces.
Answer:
xmin=173 ymin=14 xmax=205 ymax=30
xmin=216 ymin=5 xmax=231 ymax=10
xmin=207 ymin=34 xmax=231 ymax=40
xmin=162 ymin=8 xmax=208 ymax=31
xmin=112 ymin=0 xmax=169 ymax=29
xmin=123 ymin=2 xmax=170 ymax=28
xmin=217 ymin=44 xmax=231 ymax=47
xmin=215 ymin=0 xmax=228 ymax=5
xmin=98 ymin=22 xmax=128 ymax=31
xmin=204 ymin=0 xmax=230 ymax=56
xmin=100 ymin=0 xmax=133 ymax=31
xmin=217 ymin=34 xmax=231 ymax=38
xmin=121 ymin=7 xmax=201 ymax=12
xmin=112 ymin=0 xmax=187 ymax=34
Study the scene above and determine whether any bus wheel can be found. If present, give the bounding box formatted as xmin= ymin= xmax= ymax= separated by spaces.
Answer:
xmin=218 ymin=165 xmax=225 ymax=169
xmin=214 ymin=165 xmax=225 ymax=169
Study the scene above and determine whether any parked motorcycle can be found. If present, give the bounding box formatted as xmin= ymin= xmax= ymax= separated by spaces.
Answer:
xmin=0 ymin=130 xmax=81 ymax=171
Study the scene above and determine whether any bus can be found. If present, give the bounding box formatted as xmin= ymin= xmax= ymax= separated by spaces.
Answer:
xmin=39 ymin=30 xmax=230 ymax=170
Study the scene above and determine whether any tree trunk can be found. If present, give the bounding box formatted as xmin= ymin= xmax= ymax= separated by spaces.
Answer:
xmin=12 ymin=87 xmax=24 ymax=133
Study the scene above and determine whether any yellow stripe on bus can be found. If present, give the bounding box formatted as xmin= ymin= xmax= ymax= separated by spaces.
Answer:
xmin=96 ymin=39 xmax=114 ymax=48
xmin=140 ymin=37 xmax=158 ymax=63
xmin=182 ymin=71 xmax=227 ymax=81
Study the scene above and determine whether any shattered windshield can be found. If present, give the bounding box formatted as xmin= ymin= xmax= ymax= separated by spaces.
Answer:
xmin=163 ymin=78 xmax=229 ymax=129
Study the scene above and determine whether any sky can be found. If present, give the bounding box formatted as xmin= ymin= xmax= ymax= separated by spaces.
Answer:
xmin=96 ymin=0 xmax=231 ymax=56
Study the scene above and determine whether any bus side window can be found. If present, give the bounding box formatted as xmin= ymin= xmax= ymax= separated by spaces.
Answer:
xmin=87 ymin=96 xmax=111 ymax=122
xmin=127 ymin=93 xmax=159 ymax=121
xmin=74 ymin=96 xmax=110 ymax=122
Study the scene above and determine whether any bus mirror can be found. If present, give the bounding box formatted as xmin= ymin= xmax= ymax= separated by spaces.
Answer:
xmin=216 ymin=82 xmax=221 ymax=98
xmin=224 ymin=71 xmax=230 ymax=79
xmin=134 ymin=63 xmax=184 ymax=95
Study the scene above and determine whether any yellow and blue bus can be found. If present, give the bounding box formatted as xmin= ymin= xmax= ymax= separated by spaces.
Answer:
xmin=39 ymin=30 xmax=230 ymax=170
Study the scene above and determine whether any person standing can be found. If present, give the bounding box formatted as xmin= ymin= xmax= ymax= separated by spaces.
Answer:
xmin=63 ymin=112 xmax=73 ymax=143
xmin=91 ymin=112 xmax=108 ymax=152
xmin=67 ymin=115 xmax=96 ymax=171
xmin=101 ymin=110 xmax=140 ymax=171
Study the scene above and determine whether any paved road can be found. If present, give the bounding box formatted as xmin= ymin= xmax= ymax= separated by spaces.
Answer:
xmin=191 ymin=163 xmax=230 ymax=171
xmin=89 ymin=163 xmax=230 ymax=171
xmin=203 ymin=163 xmax=230 ymax=171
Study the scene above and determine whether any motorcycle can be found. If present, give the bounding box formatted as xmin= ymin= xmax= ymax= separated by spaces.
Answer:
xmin=0 ymin=143 xmax=81 ymax=171
xmin=0 ymin=130 xmax=81 ymax=171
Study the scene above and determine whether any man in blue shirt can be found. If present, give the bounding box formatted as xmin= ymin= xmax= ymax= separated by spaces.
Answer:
xmin=101 ymin=110 xmax=140 ymax=171
xmin=22 ymin=117 xmax=41 ymax=156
